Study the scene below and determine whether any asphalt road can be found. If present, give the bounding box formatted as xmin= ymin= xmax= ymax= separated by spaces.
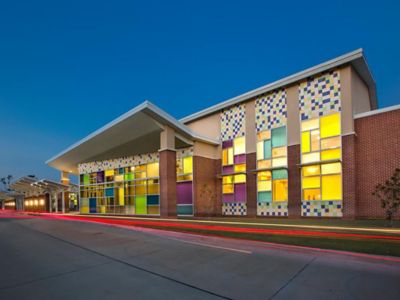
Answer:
xmin=0 ymin=212 xmax=399 ymax=300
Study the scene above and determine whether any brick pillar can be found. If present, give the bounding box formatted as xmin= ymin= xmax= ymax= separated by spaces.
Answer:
xmin=159 ymin=149 xmax=177 ymax=217
xmin=193 ymin=156 xmax=221 ymax=217
xmin=288 ymin=144 xmax=301 ymax=218
xmin=246 ymin=152 xmax=257 ymax=217
xmin=342 ymin=134 xmax=356 ymax=219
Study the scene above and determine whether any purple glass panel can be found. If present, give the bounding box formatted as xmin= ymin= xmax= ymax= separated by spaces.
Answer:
xmin=234 ymin=183 xmax=246 ymax=202
xmin=222 ymin=140 xmax=233 ymax=149
xmin=222 ymin=166 xmax=234 ymax=174
xmin=97 ymin=171 xmax=104 ymax=183
xmin=234 ymin=154 xmax=246 ymax=164
xmin=177 ymin=182 xmax=193 ymax=204
xmin=222 ymin=194 xmax=235 ymax=203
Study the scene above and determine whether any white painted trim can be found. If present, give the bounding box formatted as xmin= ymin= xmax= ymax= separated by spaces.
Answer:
xmin=180 ymin=48 xmax=376 ymax=123
xmin=354 ymin=104 xmax=400 ymax=119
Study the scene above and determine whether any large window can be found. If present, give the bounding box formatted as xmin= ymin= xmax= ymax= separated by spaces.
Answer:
xmin=301 ymin=113 xmax=342 ymax=201
xmin=176 ymin=155 xmax=194 ymax=216
xmin=79 ymin=162 xmax=160 ymax=215
xmin=222 ymin=136 xmax=246 ymax=202
xmin=256 ymin=126 xmax=288 ymax=205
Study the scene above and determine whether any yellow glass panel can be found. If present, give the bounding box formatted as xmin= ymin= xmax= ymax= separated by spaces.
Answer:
xmin=147 ymin=182 xmax=159 ymax=194
xmin=183 ymin=157 xmax=193 ymax=174
xmin=272 ymin=157 xmax=287 ymax=167
xmin=80 ymin=207 xmax=89 ymax=214
xmin=119 ymin=188 xmax=124 ymax=205
xmin=273 ymin=179 xmax=288 ymax=202
xmin=257 ymin=159 xmax=271 ymax=169
xmin=311 ymin=130 xmax=320 ymax=151
xmin=321 ymin=162 xmax=341 ymax=175
xmin=177 ymin=175 xmax=193 ymax=181
xmin=301 ymin=118 xmax=319 ymax=131
xmin=301 ymin=131 xmax=310 ymax=153
xmin=303 ymin=189 xmax=321 ymax=201
xmin=322 ymin=174 xmax=341 ymax=200
xmin=321 ymin=136 xmax=341 ymax=150
xmin=105 ymin=169 xmax=114 ymax=176
xmin=114 ymin=174 xmax=124 ymax=182
xmin=302 ymin=152 xmax=320 ymax=164
xmin=234 ymin=174 xmax=246 ymax=183
xmin=256 ymin=142 xmax=264 ymax=160
xmin=321 ymin=149 xmax=341 ymax=161
xmin=147 ymin=162 xmax=159 ymax=178
xmin=258 ymin=180 xmax=271 ymax=192
xmin=223 ymin=184 xmax=234 ymax=194
xmin=257 ymin=171 xmax=271 ymax=181
xmin=135 ymin=184 xmax=146 ymax=195
xmin=320 ymin=113 xmax=340 ymax=138
xmin=302 ymin=165 xmax=320 ymax=177
xmin=222 ymin=175 xmax=234 ymax=184
xmin=303 ymin=176 xmax=320 ymax=188
xmin=222 ymin=149 xmax=228 ymax=166
xmin=234 ymin=164 xmax=246 ymax=173
xmin=234 ymin=136 xmax=246 ymax=155
xmin=228 ymin=148 xmax=234 ymax=165
xmin=176 ymin=158 xmax=184 ymax=174
xmin=272 ymin=146 xmax=287 ymax=158
xmin=257 ymin=131 xmax=271 ymax=141
xmin=135 ymin=165 xmax=146 ymax=172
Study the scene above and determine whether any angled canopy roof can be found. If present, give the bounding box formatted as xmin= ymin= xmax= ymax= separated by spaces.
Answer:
xmin=46 ymin=101 xmax=219 ymax=174
xmin=10 ymin=177 xmax=74 ymax=196
xmin=180 ymin=48 xmax=377 ymax=123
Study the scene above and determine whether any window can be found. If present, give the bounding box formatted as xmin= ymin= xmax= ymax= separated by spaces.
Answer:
xmin=256 ymin=126 xmax=287 ymax=170
xmin=257 ymin=170 xmax=288 ymax=203
xmin=176 ymin=155 xmax=194 ymax=216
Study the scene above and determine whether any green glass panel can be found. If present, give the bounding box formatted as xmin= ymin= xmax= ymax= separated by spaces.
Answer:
xmin=263 ymin=140 xmax=271 ymax=159
xmin=135 ymin=195 xmax=147 ymax=215
xmin=272 ymin=169 xmax=288 ymax=180
xmin=124 ymin=173 xmax=134 ymax=181
xmin=258 ymin=191 xmax=272 ymax=203
xmin=177 ymin=205 xmax=193 ymax=215
xmin=272 ymin=126 xmax=287 ymax=147
xmin=83 ymin=174 xmax=90 ymax=185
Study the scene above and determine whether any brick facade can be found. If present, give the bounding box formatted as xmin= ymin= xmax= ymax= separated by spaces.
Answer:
xmin=288 ymin=144 xmax=301 ymax=218
xmin=159 ymin=150 xmax=177 ymax=217
xmin=354 ymin=109 xmax=400 ymax=219
xmin=342 ymin=134 xmax=357 ymax=219
xmin=246 ymin=152 xmax=257 ymax=217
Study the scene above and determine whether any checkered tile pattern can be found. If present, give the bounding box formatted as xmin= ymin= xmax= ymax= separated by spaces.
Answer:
xmin=220 ymin=104 xmax=246 ymax=141
xmin=255 ymin=89 xmax=287 ymax=132
xmin=299 ymin=70 xmax=341 ymax=121
xmin=257 ymin=202 xmax=288 ymax=217
xmin=78 ymin=152 xmax=159 ymax=174
xmin=176 ymin=147 xmax=194 ymax=159
xmin=222 ymin=203 xmax=247 ymax=216
xmin=301 ymin=201 xmax=343 ymax=217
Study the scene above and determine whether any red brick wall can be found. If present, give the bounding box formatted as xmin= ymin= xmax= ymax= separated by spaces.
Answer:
xmin=246 ymin=152 xmax=257 ymax=217
xmin=288 ymin=144 xmax=301 ymax=218
xmin=355 ymin=109 xmax=400 ymax=219
xmin=193 ymin=156 xmax=221 ymax=217
xmin=159 ymin=150 xmax=177 ymax=217
xmin=342 ymin=134 xmax=357 ymax=219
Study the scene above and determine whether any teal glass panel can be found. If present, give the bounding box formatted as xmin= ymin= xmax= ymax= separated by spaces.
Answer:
xmin=105 ymin=188 xmax=114 ymax=197
xmin=271 ymin=126 xmax=287 ymax=147
xmin=258 ymin=191 xmax=272 ymax=203
xmin=177 ymin=205 xmax=193 ymax=215
xmin=263 ymin=140 xmax=271 ymax=159
xmin=147 ymin=195 xmax=159 ymax=205
xmin=272 ymin=169 xmax=288 ymax=180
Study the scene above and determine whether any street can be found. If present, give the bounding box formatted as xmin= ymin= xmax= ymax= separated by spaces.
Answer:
xmin=0 ymin=212 xmax=399 ymax=300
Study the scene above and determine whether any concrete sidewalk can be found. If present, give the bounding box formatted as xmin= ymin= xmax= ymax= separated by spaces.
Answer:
xmin=1 ymin=214 xmax=400 ymax=299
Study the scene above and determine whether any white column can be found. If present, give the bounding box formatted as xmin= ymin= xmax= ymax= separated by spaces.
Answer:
xmin=61 ymin=191 xmax=65 ymax=214
xmin=54 ymin=193 xmax=58 ymax=213
xmin=49 ymin=193 xmax=52 ymax=213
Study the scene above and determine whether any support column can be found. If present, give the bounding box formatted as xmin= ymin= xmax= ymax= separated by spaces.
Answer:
xmin=54 ymin=193 xmax=58 ymax=213
xmin=159 ymin=126 xmax=177 ymax=217
xmin=61 ymin=191 xmax=65 ymax=214
xmin=49 ymin=193 xmax=52 ymax=213
xmin=245 ymin=101 xmax=257 ymax=217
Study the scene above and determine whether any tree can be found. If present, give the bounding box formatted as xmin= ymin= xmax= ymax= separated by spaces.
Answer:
xmin=0 ymin=175 xmax=13 ymax=191
xmin=372 ymin=168 xmax=400 ymax=226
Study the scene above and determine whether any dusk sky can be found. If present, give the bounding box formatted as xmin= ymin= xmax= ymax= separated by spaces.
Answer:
xmin=0 ymin=0 xmax=399 ymax=182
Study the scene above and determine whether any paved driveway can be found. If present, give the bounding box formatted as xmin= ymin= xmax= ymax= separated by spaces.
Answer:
xmin=0 ymin=213 xmax=399 ymax=299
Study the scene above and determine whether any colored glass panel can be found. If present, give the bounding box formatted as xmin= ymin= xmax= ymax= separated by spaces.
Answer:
xmin=118 ymin=188 xmax=124 ymax=205
xmin=105 ymin=188 xmax=114 ymax=197
xmin=263 ymin=140 xmax=272 ymax=159
xmin=234 ymin=183 xmax=246 ymax=202
xmin=183 ymin=157 xmax=193 ymax=174
xmin=257 ymin=159 xmax=271 ymax=169
xmin=223 ymin=184 xmax=234 ymax=194
xmin=321 ymin=162 xmax=341 ymax=175
xmin=105 ymin=170 xmax=114 ymax=176
xmin=303 ymin=176 xmax=320 ymax=188
xmin=302 ymin=165 xmax=320 ymax=177
xmin=257 ymin=142 xmax=264 ymax=160
xmin=147 ymin=195 xmax=159 ymax=205
xmin=258 ymin=180 xmax=271 ymax=191
xmin=234 ymin=136 xmax=246 ymax=155
xmin=303 ymin=189 xmax=321 ymax=201
xmin=271 ymin=126 xmax=286 ymax=147
xmin=322 ymin=174 xmax=341 ymax=200
xmin=321 ymin=149 xmax=341 ymax=161
xmin=234 ymin=174 xmax=246 ymax=183
xmin=257 ymin=171 xmax=271 ymax=181
xmin=177 ymin=205 xmax=193 ymax=215
xmin=257 ymin=131 xmax=271 ymax=140
xmin=177 ymin=182 xmax=193 ymax=204
xmin=272 ymin=157 xmax=287 ymax=167
xmin=147 ymin=162 xmax=159 ymax=178
xmin=321 ymin=136 xmax=341 ymax=150
xmin=114 ymin=174 xmax=124 ymax=182
xmin=272 ymin=169 xmax=288 ymax=180
xmin=301 ymin=118 xmax=319 ymax=131
xmin=320 ymin=113 xmax=340 ymax=138
xmin=234 ymin=164 xmax=246 ymax=173
xmin=301 ymin=131 xmax=310 ymax=153
xmin=273 ymin=179 xmax=288 ymax=202
xmin=302 ymin=152 xmax=320 ymax=164
xmin=234 ymin=154 xmax=246 ymax=164
xmin=258 ymin=191 xmax=272 ymax=202
xmin=223 ymin=175 xmax=234 ymax=184
xmin=147 ymin=205 xmax=159 ymax=215
xmin=272 ymin=146 xmax=287 ymax=158
xmin=135 ymin=196 xmax=147 ymax=214
xmin=310 ymin=130 xmax=320 ymax=151
xmin=228 ymin=148 xmax=234 ymax=165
